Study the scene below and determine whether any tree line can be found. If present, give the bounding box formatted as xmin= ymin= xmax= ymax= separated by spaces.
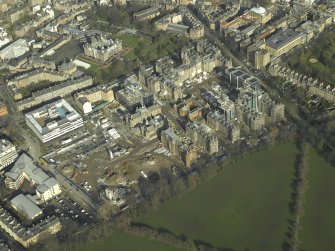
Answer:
xmin=282 ymin=133 xmax=310 ymax=251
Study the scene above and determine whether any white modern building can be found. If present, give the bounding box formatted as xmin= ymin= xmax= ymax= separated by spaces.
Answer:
xmin=0 ymin=39 xmax=30 ymax=60
xmin=25 ymin=99 xmax=84 ymax=143
xmin=0 ymin=139 xmax=18 ymax=171
xmin=5 ymin=153 xmax=62 ymax=202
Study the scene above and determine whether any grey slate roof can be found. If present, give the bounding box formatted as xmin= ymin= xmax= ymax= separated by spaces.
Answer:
xmin=11 ymin=194 xmax=42 ymax=220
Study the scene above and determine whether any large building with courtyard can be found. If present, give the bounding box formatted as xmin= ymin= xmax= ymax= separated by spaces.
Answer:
xmin=25 ymin=99 xmax=84 ymax=143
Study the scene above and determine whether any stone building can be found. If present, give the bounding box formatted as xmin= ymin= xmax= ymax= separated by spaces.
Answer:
xmin=207 ymin=111 xmax=240 ymax=143
xmin=6 ymin=2 xmax=30 ymax=24
xmin=8 ymin=69 xmax=68 ymax=89
xmin=126 ymin=104 xmax=162 ymax=128
xmin=134 ymin=6 xmax=160 ymax=20
xmin=83 ymin=35 xmax=122 ymax=62
xmin=247 ymin=42 xmax=270 ymax=69
xmin=173 ymin=97 xmax=202 ymax=121
xmin=16 ymin=76 xmax=94 ymax=111
xmin=269 ymin=63 xmax=335 ymax=102
xmin=0 ymin=206 xmax=61 ymax=248
xmin=186 ymin=121 xmax=219 ymax=154
xmin=161 ymin=128 xmax=197 ymax=167
xmin=75 ymin=85 xmax=115 ymax=114
xmin=139 ymin=41 xmax=225 ymax=101
xmin=265 ymin=29 xmax=303 ymax=57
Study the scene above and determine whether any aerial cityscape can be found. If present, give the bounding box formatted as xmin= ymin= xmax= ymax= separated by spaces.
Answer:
xmin=0 ymin=0 xmax=334 ymax=250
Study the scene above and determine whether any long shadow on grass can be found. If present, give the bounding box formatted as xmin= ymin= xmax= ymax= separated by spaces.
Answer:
xmin=130 ymin=222 xmax=240 ymax=251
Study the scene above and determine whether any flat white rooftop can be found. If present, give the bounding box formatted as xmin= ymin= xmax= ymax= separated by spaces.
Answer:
xmin=25 ymin=99 xmax=82 ymax=135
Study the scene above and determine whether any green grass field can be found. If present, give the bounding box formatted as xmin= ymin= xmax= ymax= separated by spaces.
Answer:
xmin=77 ymin=57 xmax=99 ymax=72
xmin=115 ymin=34 xmax=147 ymax=60
xmin=300 ymin=149 xmax=335 ymax=251
xmin=115 ymin=33 xmax=187 ymax=62
xmin=77 ymin=230 xmax=185 ymax=251
xmin=116 ymin=34 xmax=143 ymax=48
xmin=140 ymin=143 xmax=297 ymax=251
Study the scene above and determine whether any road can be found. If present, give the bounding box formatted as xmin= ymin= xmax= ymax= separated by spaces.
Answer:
xmin=0 ymin=85 xmax=16 ymax=114
xmin=106 ymin=137 xmax=159 ymax=166
xmin=21 ymin=130 xmax=42 ymax=160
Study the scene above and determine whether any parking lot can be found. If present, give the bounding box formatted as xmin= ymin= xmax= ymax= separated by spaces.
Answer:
xmin=52 ymin=195 xmax=97 ymax=227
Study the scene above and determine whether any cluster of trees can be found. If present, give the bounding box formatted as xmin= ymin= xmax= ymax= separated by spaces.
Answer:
xmin=84 ymin=60 xmax=136 ymax=84
xmin=123 ymin=222 xmax=233 ymax=251
xmin=308 ymin=118 xmax=335 ymax=166
xmin=19 ymin=80 xmax=52 ymax=98
xmin=92 ymin=4 xmax=154 ymax=33
xmin=134 ymin=33 xmax=188 ymax=63
xmin=0 ymin=69 xmax=9 ymax=82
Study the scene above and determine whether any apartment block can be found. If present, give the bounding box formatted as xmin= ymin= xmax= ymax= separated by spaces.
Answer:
xmin=16 ymin=76 xmax=94 ymax=111
xmin=0 ymin=206 xmax=61 ymax=248
xmin=186 ymin=121 xmax=219 ymax=154
xmin=8 ymin=69 xmax=68 ymax=89
xmin=5 ymin=153 xmax=62 ymax=202
xmin=207 ymin=111 xmax=240 ymax=143
xmin=161 ymin=128 xmax=197 ymax=167
xmin=0 ymin=139 xmax=18 ymax=171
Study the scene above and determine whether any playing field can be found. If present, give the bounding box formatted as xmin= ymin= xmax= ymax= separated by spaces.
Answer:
xmin=78 ymin=230 xmax=185 ymax=251
xmin=140 ymin=143 xmax=297 ymax=251
xmin=300 ymin=149 xmax=335 ymax=251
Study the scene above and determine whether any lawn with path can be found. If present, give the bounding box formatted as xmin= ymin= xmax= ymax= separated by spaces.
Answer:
xmin=140 ymin=143 xmax=297 ymax=251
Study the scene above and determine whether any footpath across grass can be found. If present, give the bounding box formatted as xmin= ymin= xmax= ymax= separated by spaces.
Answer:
xmin=78 ymin=230 xmax=186 ymax=251
xmin=140 ymin=143 xmax=297 ymax=251
xmin=300 ymin=149 xmax=335 ymax=251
